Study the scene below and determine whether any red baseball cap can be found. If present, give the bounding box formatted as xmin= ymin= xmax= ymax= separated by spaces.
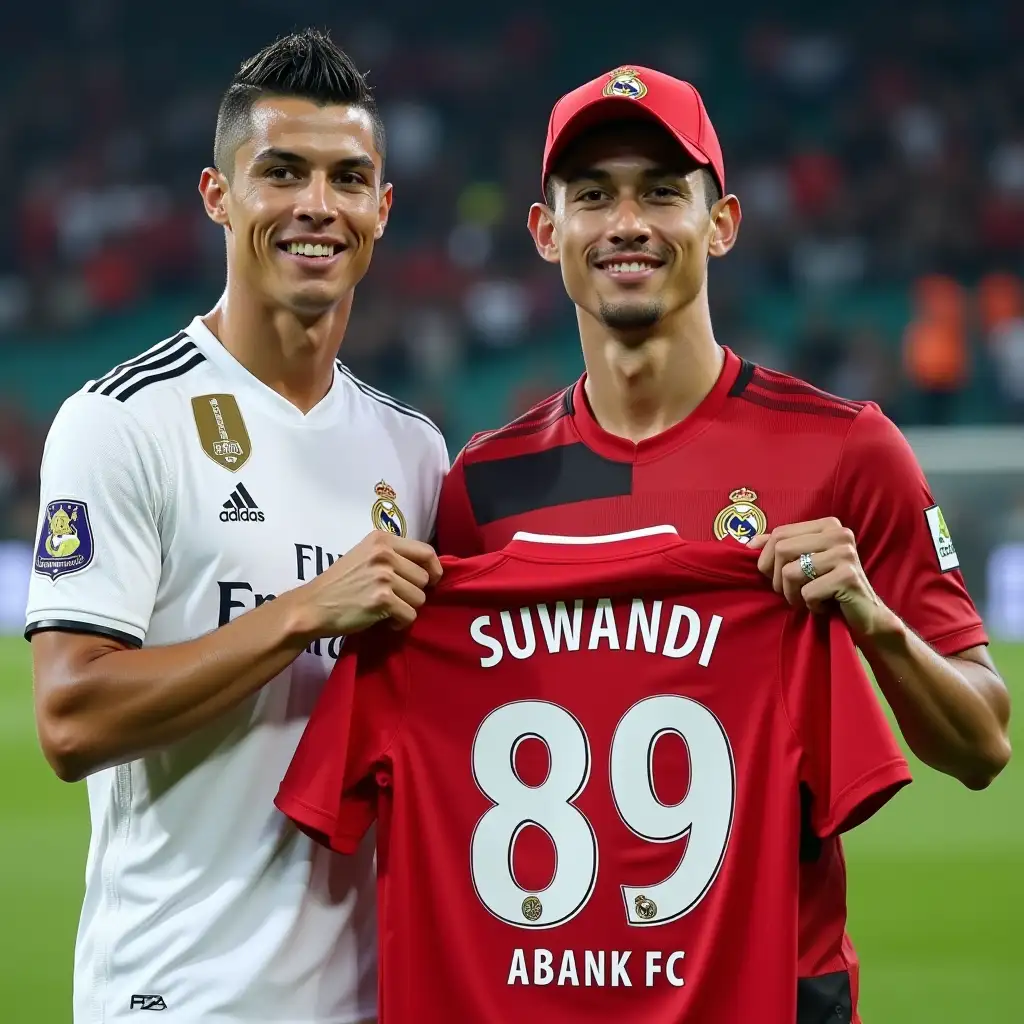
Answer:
xmin=542 ymin=65 xmax=725 ymax=197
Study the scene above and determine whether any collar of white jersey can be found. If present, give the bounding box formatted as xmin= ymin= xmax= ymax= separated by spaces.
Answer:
xmin=507 ymin=525 xmax=680 ymax=558
xmin=185 ymin=316 xmax=344 ymax=424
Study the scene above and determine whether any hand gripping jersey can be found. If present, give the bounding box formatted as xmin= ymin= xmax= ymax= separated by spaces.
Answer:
xmin=277 ymin=527 xmax=911 ymax=1024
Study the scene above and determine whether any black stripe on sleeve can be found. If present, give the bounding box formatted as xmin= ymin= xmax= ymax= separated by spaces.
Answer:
xmin=25 ymin=619 xmax=143 ymax=648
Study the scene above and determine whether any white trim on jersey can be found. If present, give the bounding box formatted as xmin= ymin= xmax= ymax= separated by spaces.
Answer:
xmin=512 ymin=525 xmax=680 ymax=545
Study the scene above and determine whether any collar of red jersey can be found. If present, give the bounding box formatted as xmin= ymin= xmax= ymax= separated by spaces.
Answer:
xmin=510 ymin=525 xmax=679 ymax=546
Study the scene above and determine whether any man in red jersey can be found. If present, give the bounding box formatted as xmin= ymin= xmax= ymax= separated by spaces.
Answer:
xmin=434 ymin=65 xmax=1012 ymax=1022
xmin=278 ymin=528 xmax=911 ymax=1023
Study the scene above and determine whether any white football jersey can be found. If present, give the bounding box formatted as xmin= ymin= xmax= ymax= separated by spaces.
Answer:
xmin=25 ymin=316 xmax=449 ymax=1024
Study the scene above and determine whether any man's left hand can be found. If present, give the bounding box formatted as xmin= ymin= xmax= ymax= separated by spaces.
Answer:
xmin=748 ymin=517 xmax=900 ymax=639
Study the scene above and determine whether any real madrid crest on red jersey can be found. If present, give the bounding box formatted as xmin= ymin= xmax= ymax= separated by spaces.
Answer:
xmin=713 ymin=487 xmax=767 ymax=544
xmin=603 ymin=67 xmax=648 ymax=100
xmin=371 ymin=480 xmax=407 ymax=537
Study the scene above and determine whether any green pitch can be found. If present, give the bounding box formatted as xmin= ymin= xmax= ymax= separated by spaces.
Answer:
xmin=0 ymin=638 xmax=1020 ymax=1022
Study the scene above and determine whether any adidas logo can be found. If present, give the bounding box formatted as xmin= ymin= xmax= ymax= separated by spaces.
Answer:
xmin=220 ymin=483 xmax=265 ymax=523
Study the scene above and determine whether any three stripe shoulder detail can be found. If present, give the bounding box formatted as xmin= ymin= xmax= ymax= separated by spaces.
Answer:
xmin=465 ymin=388 xmax=570 ymax=452
xmin=737 ymin=365 xmax=865 ymax=419
xmin=336 ymin=362 xmax=443 ymax=437
xmin=87 ymin=331 xmax=207 ymax=403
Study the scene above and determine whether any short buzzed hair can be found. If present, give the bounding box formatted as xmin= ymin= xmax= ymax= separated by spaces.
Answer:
xmin=214 ymin=28 xmax=387 ymax=178
xmin=544 ymin=166 xmax=720 ymax=212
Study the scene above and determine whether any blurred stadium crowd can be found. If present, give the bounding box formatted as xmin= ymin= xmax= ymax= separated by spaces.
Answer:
xmin=2 ymin=1 xmax=1024 ymax=545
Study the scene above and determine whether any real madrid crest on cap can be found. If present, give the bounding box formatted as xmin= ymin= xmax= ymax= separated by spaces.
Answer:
xmin=713 ymin=487 xmax=767 ymax=545
xmin=371 ymin=480 xmax=407 ymax=537
xmin=603 ymin=67 xmax=648 ymax=100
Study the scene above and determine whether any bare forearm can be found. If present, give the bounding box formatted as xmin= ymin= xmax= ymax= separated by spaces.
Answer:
xmin=35 ymin=531 xmax=443 ymax=782
xmin=860 ymin=616 xmax=1011 ymax=789
xmin=35 ymin=590 xmax=313 ymax=780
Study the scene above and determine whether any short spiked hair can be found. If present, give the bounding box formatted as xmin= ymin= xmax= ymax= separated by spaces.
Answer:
xmin=214 ymin=28 xmax=386 ymax=177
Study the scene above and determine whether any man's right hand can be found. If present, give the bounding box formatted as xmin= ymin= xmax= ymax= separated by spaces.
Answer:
xmin=288 ymin=531 xmax=444 ymax=639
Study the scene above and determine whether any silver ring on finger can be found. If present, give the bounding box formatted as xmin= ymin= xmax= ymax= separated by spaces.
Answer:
xmin=799 ymin=552 xmax=818 ymax=581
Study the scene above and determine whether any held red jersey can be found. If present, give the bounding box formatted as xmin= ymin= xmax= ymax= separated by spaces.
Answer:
xmin=434 ymin=348 xmax=985 ymax=1017
xmin=277 ymin=528 xmax=911 ymax=1024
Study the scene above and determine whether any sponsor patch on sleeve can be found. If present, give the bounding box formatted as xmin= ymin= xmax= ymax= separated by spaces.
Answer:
xmin=924 ymin=504 xmax=959 ymax=572
xmin=34 ymin=499 xmax=95 ymax=581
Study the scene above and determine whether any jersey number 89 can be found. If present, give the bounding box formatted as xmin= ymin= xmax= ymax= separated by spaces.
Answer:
xmin=470 ymin=696 xmax=735 ymax=929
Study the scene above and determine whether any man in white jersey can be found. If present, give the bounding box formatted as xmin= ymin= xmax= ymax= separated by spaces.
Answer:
xmin=25 ymin=29 xmax=444 ymax=1024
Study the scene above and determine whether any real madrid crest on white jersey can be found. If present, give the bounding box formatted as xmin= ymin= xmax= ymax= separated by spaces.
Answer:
xmin=713 ymin=487 xmax=768 ymax=544
xmin=371 ymin=479 xmax=407 ymax=537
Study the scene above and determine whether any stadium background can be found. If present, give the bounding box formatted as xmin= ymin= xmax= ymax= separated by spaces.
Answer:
xmin=0 ymin=1 xmax=1020 ymax=1019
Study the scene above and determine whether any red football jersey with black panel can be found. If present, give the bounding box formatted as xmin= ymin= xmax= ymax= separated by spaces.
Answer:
xmin=434 ymin=348 xmax=983 ymax=1017
xmin=436 ymin=350 xmax=984 ymax=659
xmin=277 ymin=530 xmax=910 ymax=1024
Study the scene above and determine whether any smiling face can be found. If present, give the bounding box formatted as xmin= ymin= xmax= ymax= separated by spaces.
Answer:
xmin=531 ymin=121 xmax=737 ymax=340
xmin=201 ymin=96 xmax=391 ymax=318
